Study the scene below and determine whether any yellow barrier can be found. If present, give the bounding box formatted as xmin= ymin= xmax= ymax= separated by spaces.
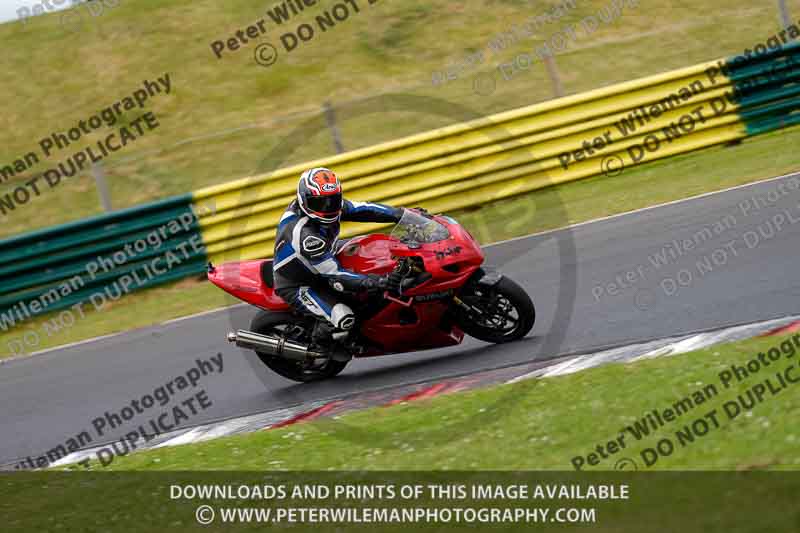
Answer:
xmin=195 ymin=58 xmax=745 ymax=263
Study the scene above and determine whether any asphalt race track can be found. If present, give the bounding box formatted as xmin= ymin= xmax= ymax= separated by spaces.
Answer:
xmin=2 ymin=172 xmax=800 ymax=465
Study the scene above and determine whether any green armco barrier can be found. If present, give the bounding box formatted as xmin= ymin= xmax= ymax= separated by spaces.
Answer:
xmin=0 ymin=234 xmax=205 ymax=299
xmin=726 ymin=40 xmax=800 ymax=135
xmin=0 ymin=195 xmax=195 ymax=264
xmin=0 ymin=258 xmax=207 ymax=325
xmin=0 ymin=193 xmax=207 ymax=328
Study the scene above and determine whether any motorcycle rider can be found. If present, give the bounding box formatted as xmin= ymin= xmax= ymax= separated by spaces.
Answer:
xmin=273 ymin=167 xmax=404 ymax=349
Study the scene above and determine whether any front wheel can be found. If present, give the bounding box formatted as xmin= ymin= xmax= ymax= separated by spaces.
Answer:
xmin=453 ymin=276 xmax=535 ymax=343
xmin=250 ymin=311 xmax=348 ymax=383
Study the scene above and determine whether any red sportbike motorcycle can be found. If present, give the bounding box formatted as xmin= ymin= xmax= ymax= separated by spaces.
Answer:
xmin=208 ymin=209 xmax=535 ymax=382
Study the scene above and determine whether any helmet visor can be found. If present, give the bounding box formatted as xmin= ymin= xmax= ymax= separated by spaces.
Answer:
xmin=306 ymin=193 xmax=342 ymax=215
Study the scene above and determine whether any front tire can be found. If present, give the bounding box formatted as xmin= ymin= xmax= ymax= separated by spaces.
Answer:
xmin=454 ymin=276 xmax=535 ymax=343
xmin=249 ymin=311 xmax=348 ymax=383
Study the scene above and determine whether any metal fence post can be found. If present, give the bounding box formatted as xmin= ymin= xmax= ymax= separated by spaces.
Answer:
xmin=778 ymin=0 xmax=793 ymax=36
xmin=323 ymin=100 xmax=345 ymax=154
xmin=543 ymin=55 xmax=565 ymax=98
xmin=91 ymin=162 xmax=112 ymax=212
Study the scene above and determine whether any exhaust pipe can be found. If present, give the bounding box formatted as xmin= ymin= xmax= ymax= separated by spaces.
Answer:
xmin=227 ymin=329 xmax=325 ymax=361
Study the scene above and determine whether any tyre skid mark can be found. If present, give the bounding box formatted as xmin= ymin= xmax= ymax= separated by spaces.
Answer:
xmin=268 ymin=400 xmax=344 ymax=429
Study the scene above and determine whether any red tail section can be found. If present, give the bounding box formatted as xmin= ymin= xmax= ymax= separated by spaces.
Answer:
xmin=207 ymin=260 xmax=290 ymax=311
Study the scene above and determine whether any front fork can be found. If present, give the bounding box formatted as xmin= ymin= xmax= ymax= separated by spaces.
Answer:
xmin=452 ymin=295 xmax=483 ymax=318
xmin=452 ymin=267 xmax=504 ymax=317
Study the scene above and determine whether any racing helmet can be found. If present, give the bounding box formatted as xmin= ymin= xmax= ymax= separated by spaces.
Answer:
xmin=297 ymin=167 xmax=343 ymax=223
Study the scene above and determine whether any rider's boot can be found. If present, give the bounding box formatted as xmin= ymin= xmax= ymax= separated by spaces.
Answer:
xmin=310 ymin=321 xmax=352 ymax=362
xmin=310 ymin=320 xmax=335 ymax=350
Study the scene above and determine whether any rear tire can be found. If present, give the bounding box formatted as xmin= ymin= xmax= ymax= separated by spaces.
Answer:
xmin=454 ymin=276 xmax=535 ymax=343
xmin=249 ymin=310 xmax=348 ymax=383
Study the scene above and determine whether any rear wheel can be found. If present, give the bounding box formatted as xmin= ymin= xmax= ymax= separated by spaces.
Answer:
xmin=250 ymin=311 xmax=348 ymax=383
xmin=453 ymin=276 xmax=535 ymax=343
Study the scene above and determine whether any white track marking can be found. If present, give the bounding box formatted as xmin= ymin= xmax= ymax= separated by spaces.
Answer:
xmin=43 ymin=401 xmax=329 ymax=469
xmin=508 ymin=315 xmax=800 ymax=382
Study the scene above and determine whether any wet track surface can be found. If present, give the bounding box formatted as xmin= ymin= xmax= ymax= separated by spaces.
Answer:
xmin=2 ymin=172 xmax=800 ymax=465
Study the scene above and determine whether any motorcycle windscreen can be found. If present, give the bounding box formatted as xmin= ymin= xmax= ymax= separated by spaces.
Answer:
xmin=390 ymin=209 xmax=450 ymax=245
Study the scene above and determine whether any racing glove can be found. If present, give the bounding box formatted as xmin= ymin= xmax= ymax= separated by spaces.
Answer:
xmin=359 ymin=274 xmax=389 ymax=292
xmin=387 ymin=270 xmax=403 ymax=294
xmin=358 ymin=266 xmax=409 ymax=294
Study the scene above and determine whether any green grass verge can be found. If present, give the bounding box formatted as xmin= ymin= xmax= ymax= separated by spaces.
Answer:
xmin=68 ymin=331 xmax=800 ymax=471
xmin=3 ymin=125 xmax=799 ymax=359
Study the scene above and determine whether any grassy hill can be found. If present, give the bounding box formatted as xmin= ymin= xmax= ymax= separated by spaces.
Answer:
xmin=2 ymin=0 xmax=799 ymax=237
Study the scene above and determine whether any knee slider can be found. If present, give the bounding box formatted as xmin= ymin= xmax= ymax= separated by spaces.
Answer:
xmin=338 ymin=314 xmax=355 ymax=330
xmin=331 ymin=303 xmax=355 ymax=330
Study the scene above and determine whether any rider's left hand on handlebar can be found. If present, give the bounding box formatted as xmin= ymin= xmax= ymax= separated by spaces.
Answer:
xmin=387 ymin=270 xmax=403 ymax=294
xmin=360 ymin=274 xmax=389 ymax=292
